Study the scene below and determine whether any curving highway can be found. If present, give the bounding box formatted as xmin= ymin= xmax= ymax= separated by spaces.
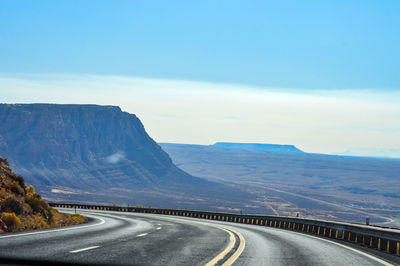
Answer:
xmin=0 ymin=208 xmax=399 ymax=265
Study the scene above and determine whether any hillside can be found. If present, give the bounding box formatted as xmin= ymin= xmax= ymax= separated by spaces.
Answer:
xmin=0 ymin=104 xmax=184 ymax=190
xmin=0 ymin=156 xmax=85 ymax=233
xmin=0 ymin=104 xmax=253 ymax=211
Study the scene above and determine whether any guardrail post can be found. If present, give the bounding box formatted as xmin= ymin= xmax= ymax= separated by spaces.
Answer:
xmin=397 ymin=242 xmax=399 ymax=256
xmin=378 ymin=238 xmax=381 ymax=250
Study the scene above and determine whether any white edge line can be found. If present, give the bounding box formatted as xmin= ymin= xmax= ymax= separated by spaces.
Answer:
xmin=118 ymin=211 xmax=391 ymax=266
xmin=70 ymin=245 xmax=100 ymax=253
xmin=284 ymin=229 xmax=395 ymax=266
xmin=0 ymin=215 xmax=106 ymax=239
xmin=137 ymin=233 xmax=148 ymax=237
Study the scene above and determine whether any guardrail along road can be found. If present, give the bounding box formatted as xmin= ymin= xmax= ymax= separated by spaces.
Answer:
xmin=0 ymin=203 xmax=398 ymax=265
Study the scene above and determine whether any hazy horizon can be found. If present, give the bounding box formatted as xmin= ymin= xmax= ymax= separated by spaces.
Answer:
xmin=1 ymin=1 xmax=399 ymax=157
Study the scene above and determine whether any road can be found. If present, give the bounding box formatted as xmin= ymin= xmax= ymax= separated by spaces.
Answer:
xmin=0 ymin=208 xmax=399 ymax=265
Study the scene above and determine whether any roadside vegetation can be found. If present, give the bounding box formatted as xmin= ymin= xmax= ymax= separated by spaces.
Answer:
xmin=0 ymin=156 xmax=86 ymax=233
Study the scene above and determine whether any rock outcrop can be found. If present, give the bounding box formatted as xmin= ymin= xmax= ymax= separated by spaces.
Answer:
xmin=0 ymin=104 xmax=250 ymax=209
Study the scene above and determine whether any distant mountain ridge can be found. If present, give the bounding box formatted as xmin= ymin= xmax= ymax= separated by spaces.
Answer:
xmin=159 ymin=142 xmax=304 ymax=155
xmin=159 ymin=142 xmax=400 ymax=223
xmin=213 ymin=142 xmax=304 ymax=154
xmin=0 ymin=104 xmax=181 ymax=189
xmin=0 ymin=104 xmax=252 ymax=209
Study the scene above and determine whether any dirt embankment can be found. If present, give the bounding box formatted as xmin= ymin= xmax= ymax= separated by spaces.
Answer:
xmin=0 ymin=156 xmax=86 ymax=233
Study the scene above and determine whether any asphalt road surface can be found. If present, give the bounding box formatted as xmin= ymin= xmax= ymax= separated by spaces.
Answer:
xmin=0 ymin=208 xmax=399 ymax=265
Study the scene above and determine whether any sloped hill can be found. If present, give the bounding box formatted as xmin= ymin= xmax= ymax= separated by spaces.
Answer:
xmin=0 ymin=156 xmax=85 ymax=232
xmin=0 ymin=104 xmax=188 ymax=189
xmin=0 ymin=104 xmax=253 ymax=211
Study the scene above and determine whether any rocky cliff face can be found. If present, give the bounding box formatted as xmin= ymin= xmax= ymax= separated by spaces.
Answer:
xmin=0 ymin=104 xmax=244 ymax=208
xmin=0 ymin=104 xmax=256 ymax=211
xmin=0 ymin=104 xmax=181 ymax=188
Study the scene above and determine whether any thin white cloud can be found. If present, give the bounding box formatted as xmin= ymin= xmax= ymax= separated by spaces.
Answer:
xmin=1 ymin=73 xmax=399 ymax=156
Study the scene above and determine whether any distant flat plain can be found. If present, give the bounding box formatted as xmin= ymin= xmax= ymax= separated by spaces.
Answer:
xmin=160 ymin=143 xmax=400 ymax=226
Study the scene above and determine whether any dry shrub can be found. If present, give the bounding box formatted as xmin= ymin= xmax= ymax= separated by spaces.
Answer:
xmin=25 ymin=188 xmax=49 ymax=213
xmin=25 ymin=186 xmax=53 ymax=224
xmin=13 ymin=175 xmax=26 ymax=194
xmin=10 ymin=182 xmax=24 ymax=196
xmin=0 ymin=197 xmax=23 ymax=215
xmin=1 ymin=212 xmax=21 ymax=231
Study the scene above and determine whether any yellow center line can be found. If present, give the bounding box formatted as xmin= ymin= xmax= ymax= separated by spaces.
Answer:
xmin=77 ymin=210 xmax=246 ymax=265
xmin=222 ymin=229 xmax=245 ymax=266
xmin=146 ymin=215 xmax=245 ymax=266
xmin=204 ymin=227 xmax=235 ymax=266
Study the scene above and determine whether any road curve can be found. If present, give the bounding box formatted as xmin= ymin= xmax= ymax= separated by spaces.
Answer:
xmin=0 ymin=208 xmax=399 ymax=265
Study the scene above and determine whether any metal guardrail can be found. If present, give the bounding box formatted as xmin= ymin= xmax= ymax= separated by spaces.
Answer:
xmin=50 ymin=202 xmax=400 ymax=256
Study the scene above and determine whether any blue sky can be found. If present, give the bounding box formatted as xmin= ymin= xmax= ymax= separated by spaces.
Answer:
xmin=1 ymin=0 xmax=400 ymax=89
xmin=1 ymin=1 xmax=400 ymax=157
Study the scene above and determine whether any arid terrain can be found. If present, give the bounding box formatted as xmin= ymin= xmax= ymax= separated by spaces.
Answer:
xmin=160 ymin=143 xmax=400 ymax=226
xmin=0 ymin=156 xmax=86 ymax=233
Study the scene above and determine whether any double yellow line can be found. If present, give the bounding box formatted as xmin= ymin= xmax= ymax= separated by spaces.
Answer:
xmin=204 ymin=226 xmax=245 ymax=266
xmin=76 ymin=209 xmax=246 ymax=265
xmin=156 ymin=215 xmax=245 ymax=266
